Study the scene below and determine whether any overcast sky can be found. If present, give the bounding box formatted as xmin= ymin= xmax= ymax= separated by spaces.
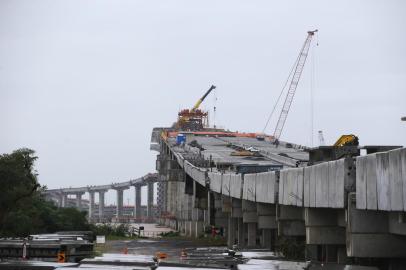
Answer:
xmin=1 ymin=0 xmax=405 ymax=205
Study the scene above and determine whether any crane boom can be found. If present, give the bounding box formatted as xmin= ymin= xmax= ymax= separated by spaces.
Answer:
xmin=192 ymin=85 xmax=216 ymax=112
xmin=273 ymin=30 xmax=317 ymax=141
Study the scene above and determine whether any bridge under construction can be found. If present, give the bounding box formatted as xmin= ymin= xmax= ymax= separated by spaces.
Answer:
xmin=43 ymin=30 xmax=406 ymax=268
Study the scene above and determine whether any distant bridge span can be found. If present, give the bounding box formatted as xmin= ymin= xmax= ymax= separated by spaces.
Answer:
xmin=43 ymin=173 xmax=162 ymax=223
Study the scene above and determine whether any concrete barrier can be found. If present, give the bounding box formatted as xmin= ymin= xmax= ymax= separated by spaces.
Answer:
xmin=255 ymin=171 xmax=277 ymax=204
xmin=230 ymin=174 xmax=243 ymax=199
xmin=222 ymin=173 xmax=231 ymax=196
xmin=243 ymin=174 xmax=256 ymax=201
xmin=208 ymin=172 xmax=222 ymax=193
xmin=279 ymin=167 xmax=303 ymax=206
xmin=356 ymin=148 xmax=406 ymax=211
xmin=303 ymin=158 xmax=346 ymax=209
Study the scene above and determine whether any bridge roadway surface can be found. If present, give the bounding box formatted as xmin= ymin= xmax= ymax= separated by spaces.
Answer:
xmin=153 ymin=129 xmax=406 ymax=267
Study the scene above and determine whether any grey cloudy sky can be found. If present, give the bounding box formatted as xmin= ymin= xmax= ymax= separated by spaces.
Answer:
xmin=1 ymin=0 xmax=405 ymax=204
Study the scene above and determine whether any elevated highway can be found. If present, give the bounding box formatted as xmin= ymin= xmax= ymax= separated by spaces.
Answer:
xmin=153 ymin=128 xmax=406 ymax=264
xmin=43 ymin=173 xmax=160 ymax=223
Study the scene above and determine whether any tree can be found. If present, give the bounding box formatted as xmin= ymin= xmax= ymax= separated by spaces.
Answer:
xmin=0 ymin=148 xmax=91 ymax=237
xmin=0 ymin=148 xmax=40 ymax=229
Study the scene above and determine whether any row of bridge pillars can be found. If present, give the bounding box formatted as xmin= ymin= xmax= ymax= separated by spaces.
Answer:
xmin=56 ymin=182 xmax=156 ymax=222
xmin=159 ymin=178 xmax=279 ymax=250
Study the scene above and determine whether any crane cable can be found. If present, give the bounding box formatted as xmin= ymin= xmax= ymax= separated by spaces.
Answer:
xmin=262 ymin=49 xmax=302 ymax=134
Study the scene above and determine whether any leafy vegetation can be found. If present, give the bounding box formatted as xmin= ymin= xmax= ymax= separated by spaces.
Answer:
xmin=278 ymin=236 xmax=305 ymax=260
xmin=0 ymin=148 xmax=90 ymax=237
xmin=90 ymin=223 xmax=130 ymax=238
xmin=158 ymin=231 xmax=180 ymax=237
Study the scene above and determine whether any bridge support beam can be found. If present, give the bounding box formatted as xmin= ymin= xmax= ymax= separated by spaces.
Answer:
xmin=242 ymin=200 xmax=258 ymax=248
xmin=98 ymin=190 xmax=106 ymax=222
xmin=115 ymin=188 xmax=124 ymax=219
xmin=257 ymin=203 xmax=277 ymax=250
xmin=134 ymin=185 xmax=142 ymax=220
xmin=88 ymin=191 xmax=95 ymax=221
xmin=147 ymin=182 xmax=154 ymax=221
xmin=75 ymin=192 xmax=85 ymax=209
xmin=61 ymin=193 xmax=68 ymax=208
xmin=227 ymin=216 xmax=237 ymax=248
xmin=157 ymin=181 xmax=166 ymax=219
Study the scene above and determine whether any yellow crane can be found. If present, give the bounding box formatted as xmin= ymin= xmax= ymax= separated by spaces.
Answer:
xmin=191 ymin=85 xmax=216 ymax=112
xmin=176 ymin=85 xmax=216 ymax=130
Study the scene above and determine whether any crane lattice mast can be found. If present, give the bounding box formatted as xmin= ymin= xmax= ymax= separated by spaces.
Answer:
xmin=273 ymin=30 xmax=317 ymax=141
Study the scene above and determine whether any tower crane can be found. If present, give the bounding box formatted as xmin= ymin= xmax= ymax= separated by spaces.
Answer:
xmin=272 ymin=30 xmax=318 ymax=143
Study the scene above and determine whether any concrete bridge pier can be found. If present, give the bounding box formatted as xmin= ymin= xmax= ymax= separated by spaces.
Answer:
xmin=227 ymin=215 xmax=238 ymax=248
xmin=98 ymin=190 xmax=106 ymax=222
xmin=60 ymin=193 xmax=68 ymax=208
xmin=134 ymin=185 xmax=142 ymax=220
xmin=157 ymin=181 xmax=166 ymax=219
xmin=184 ymin=194 xmax=194 ymax=237
xmin=257 ymin=203 xmax=277 ymax=250
xmin=75 ymin=192 xmax=85 ymax=209
xmin=212 ymin=193 xmax=228 ymax=238
xmin=277 ymin=205 xmax=305 ymax=237
xmin=242 ymin=200 xmax=258 ymax=248
xmin=230 ymin=199 xmax=245 ymax=248
xmin=190 ymin=181 xmax=207 ymax=238
xmin=276 ymin=205 xmax=306 ymax=256
xmin=304 ymin=208 xmax=346 ymax=263
xmin=114 ymin=188 xmax=127 ymax=219
xmin=147 ymin=182 xmax=154 ymax=221
xmin=88 ymin=191 xmax=95 ymax=221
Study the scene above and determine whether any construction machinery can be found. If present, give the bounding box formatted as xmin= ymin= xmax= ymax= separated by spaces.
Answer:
xmin=176 ymin=85 xmax=216 ymax=131
xmin=308 ymin=134 xmax=360 ymax=164
xmin=333 ymin=134 xmax=359 ymax=147
xmin=270 ymin=30 xmax=318 ymax=143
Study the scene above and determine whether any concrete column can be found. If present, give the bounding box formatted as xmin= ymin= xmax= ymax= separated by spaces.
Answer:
xmin=134 ymin=185 xmax=142 ymax=219
xmin=261 ymin=229 xmax=272 ymax=249
xmin=57 ymin=194 xmax=63 ymax=207
xmin=227 ymin=216 xmax=237 ymax=248
xmin=242 ymin=200 xmax=258 ymax=247
xmin=88 ymin=191 xmax=95 ymax=221
xmin=247 ymin=223 xmax=257 ymax=247
xmin=147 ymin=182 xmax=154 ymax=219
xmin=157 ymin=181 xmax=166 ymax=218
xmin=237 ymin=218 xmax=245 ymax=248
xmin=75 ymin=193 xmax=84 ymax=209
xmin=98 ymin=190 xmax=106 ymax=222
xmin=61 ymin=193 xmax=68 ymax=207
xmin=207 ymin=191 xmax=213 ymax=225
xmin=116 ymin=189 xmax=124 ymax=218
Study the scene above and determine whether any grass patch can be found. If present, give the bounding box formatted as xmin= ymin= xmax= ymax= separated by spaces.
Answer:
xmin=105 ymin=235 xmax=136 ymax=241
xmin=158 ymin=231 xmax=180 ymax=237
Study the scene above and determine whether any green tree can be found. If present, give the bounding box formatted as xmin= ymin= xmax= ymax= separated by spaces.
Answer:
xmin=0 ymin=148 xmax=40 ymax=229
xmin=0 ymin=148 xmax=91 ymax=237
